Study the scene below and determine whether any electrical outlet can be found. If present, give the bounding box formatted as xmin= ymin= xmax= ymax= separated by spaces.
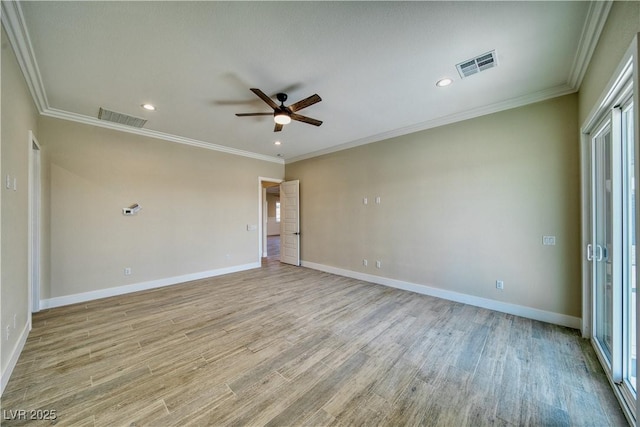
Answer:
xmin=376 ymin=260 xmax=381 ymax=268
xmin=124 ymin=267 xmax=132 ymax=276
xmin=5 ymin=175 xmax=11 ymax=189
xmin=375 ymin=196 xmax=381 ymax=204
xmin=542 ymin=236 xmax=556 ymax=245
xmin=363 ymin=259 xmax=368 ymax=267
xmin=496 ymin=280 xmax=504 ymax=290
xmin=363 ymin=197 xmax=368 ymax=205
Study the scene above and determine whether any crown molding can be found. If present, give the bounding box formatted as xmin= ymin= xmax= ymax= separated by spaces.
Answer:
xmin=41 ymin=108 xmax=284 ymax=164
xmin=3 ymin=0 xmax=601 ymax=166
xmin=568 ymin=0 xmax=613 ymax=90
xmin=286 ymin=83 xmax=577 ymax=164
xmin=1 ymin=0 xmax=48 ymax=112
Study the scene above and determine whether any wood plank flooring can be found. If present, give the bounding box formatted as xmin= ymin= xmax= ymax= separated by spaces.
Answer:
xmin=266 ymin=235 xmax=280 ymax=258
xmin=1 ymin=258 xmax=627 ymax=426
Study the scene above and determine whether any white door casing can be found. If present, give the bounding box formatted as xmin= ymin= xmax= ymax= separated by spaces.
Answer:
xmin=263 ymin=189 xmax=268 ymax=257
xmin=28 ymin=131 xmax=41 ymax=320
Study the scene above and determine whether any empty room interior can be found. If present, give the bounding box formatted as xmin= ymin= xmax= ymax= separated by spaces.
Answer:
xmin=2 ymin=1 xmax=640 ymax=425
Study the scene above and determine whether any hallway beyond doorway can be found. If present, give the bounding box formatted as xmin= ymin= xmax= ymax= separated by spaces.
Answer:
xmin=267 ymin=235 xmax=280 ymax=259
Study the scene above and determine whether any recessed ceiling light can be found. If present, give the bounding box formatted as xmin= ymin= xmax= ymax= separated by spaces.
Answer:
xmin=141 ymin=103 xmax=156 ymax=111
xmin=274 ymin=141 xmax=282 ymax=146
xmin=436 ymin=78 xmax=453 ymax=87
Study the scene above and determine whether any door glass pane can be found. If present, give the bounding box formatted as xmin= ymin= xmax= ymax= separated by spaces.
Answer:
xmin=595 ymin=124 xmax=613 ymax=361
xmin=624 ymin=103 xmax=636 ymax=393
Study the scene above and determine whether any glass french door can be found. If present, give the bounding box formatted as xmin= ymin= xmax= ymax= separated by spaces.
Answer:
xmin=592 ymin=119 xmax=616 ymax=366
xmin=589 ymin=95 xmax=636 ymax=408
xmin=621 ymin=101 xmax=636 ymax=400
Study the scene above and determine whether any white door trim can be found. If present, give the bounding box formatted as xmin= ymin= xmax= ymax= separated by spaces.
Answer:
xmin=581 ymin=39 xmax=635 ymax=340
xmin=28 ymin=130 xmax=41 ymax=322
xmin=580 ymin=33 xmax=639 ymax=425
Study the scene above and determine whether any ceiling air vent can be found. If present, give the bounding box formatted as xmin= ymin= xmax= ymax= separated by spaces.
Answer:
xmin=456 ymin=50 xmax=497 ymax=79
xmin=98 ymin=107 xmax=147 ymax=128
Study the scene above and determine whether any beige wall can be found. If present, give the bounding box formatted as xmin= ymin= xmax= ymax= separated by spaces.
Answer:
xmin=266 ymin=193 xmax=279 ymax=218
xmin=286 ymin=94 xmax=581 ymax=318
xmin=41 ymin=117 xmax=283 ymax=299
xmin=1 ymin=27 xmax=39 ymax=382
xmin=579 ymin=1 xmax=640 ymax=124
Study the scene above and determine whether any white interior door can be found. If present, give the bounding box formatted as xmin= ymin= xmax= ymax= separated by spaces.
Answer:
xmin=280 ymin=180 xmax=300 ymax=266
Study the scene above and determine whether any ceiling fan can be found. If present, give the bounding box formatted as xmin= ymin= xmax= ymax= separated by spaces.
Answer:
xmin=235 ymin=88 xmax=322 ymax=132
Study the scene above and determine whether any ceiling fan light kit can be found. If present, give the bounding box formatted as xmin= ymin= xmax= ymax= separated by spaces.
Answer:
xmin=236 ymin=88 xmax=322 ymax=132
xmin=274 ymin=112 xmax=291 ymax=125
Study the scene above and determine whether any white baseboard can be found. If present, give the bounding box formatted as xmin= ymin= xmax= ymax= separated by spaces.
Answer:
xmin=1 ymin=321 xmax=30 ymax=396
xmin=301 ymin=261 xmax=581 ymax=329
xmin=40 ymin=262 xmax=261 ymax=310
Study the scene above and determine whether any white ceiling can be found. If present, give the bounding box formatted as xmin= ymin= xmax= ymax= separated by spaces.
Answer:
xmin=4 ymin=1 xmax=607 ymax=163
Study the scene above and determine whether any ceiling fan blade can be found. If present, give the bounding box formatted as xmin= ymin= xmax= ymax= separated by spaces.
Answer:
xmin=250 ymin=88 xmax=279 ymax=110
xmin=235 ymin=112 xmax=273 ymax=117
xmin=288 ymin=94 xmax=321 ymax=113
xmin=290 ymin=113 xmax=322 ymax=126
xmin=274 ymin=123 xmax=283 ymax=132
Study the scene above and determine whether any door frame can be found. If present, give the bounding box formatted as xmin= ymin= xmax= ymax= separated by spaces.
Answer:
xmin=582 ymin=38 xmax=636 ymax=338
xmin=28 ymin=130 xmax=41 ymax=324
xmin=580 ymin=33 xmax=639 ymax=424
xmin=258 ymin=177 xmax=283 ymax=261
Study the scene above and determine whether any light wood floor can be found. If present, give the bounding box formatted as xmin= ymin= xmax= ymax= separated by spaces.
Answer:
xmin=1 ymin=258 xmax=627 ymax=426
xmin=266 ymin=235 xmax=280 ymax=259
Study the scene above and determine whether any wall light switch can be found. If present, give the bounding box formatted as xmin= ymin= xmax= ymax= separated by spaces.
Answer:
xmin=363 ymin=197 xmax=368 ymax=205
xmin=375 ymin=196 xmax=381 ymax=204
xmin=13 ymin=177 xmax=17 ymax=191
xmin=5 ymin=175 xmax=10 ymax=189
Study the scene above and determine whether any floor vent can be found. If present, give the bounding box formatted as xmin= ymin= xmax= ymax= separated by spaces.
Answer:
xmin=98 ymin=107 xmax=147 ymax=128
xmin=456 ymin=50 xmax=497 ymax=78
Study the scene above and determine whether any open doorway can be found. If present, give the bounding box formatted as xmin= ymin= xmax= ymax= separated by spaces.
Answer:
xmin=259 ymin=177 xmax=282 ymax=261
xmin=265 ymin=185 xmax=281 ymax=259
